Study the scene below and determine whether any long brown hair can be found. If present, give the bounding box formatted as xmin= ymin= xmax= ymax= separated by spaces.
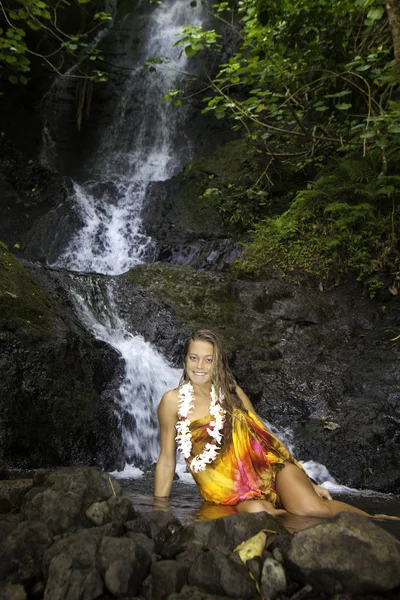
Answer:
xmin=180 ymin=330 xmax=244 ymax=445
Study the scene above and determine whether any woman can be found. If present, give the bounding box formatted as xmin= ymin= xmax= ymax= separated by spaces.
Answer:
xmin=154 ymin=329 xmax=371 ymax=518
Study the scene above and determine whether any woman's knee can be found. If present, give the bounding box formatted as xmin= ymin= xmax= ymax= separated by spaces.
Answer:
xmin=237 ymin=499 xmax=281 ymax=515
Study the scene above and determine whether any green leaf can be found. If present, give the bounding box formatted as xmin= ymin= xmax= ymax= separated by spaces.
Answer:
xmin=366 ymin=7 xmax=384 ymax=21
xmin=336 ymin=103 xmax=352 ymax=110
xmin=359 ymin=130 xmax=376 ymax=139
xmin=19 ymin=75 xmax=28 ymax=85
xmin=185 ymin=45 xmax=196 ymax=57
xmin=388 ymin=125 xmax=400 ymax=134
xmin=8 ymin=75 xmax=18 ymax=84
xmin=190 ymin=0 xmax=197 ymax=5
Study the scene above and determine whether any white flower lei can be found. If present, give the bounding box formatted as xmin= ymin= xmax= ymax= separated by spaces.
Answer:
xmin=175 ymin=381 xmax=226 ymax=473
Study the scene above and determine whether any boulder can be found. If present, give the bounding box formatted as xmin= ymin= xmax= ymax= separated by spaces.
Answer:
xmin=162 ymin=512 xmax=287 ymax=559
xmin=86 ymin=495 xmax=135 ymax=527
xmin=149 ymin=560 xmax=188 ymax=600
xmin=98 ymin=536 xmax=152 ymax=596
xmin=286 ymin=513 xmax=400 ymax=594
xmin=0 ymin=480 xmax=33 ymax=514
xmin=0 ymin=521 xmax=53 ymax=585
xmin=188 ymin=548 xmax=256 ymax=600
xmin=167 ymin=585 xmax=234 ymax=600
xmin=0 ymin=585 xmax=27 ymax=600
xmin=260 ymin=555 xmax=287 ymax=600
xmin=21 ymin=468 xmax=121 ymax=535
xmin=42 ymin=523 xmax=120 ymax=580
xmin=44 ymin=553 xmax=103 ymax=600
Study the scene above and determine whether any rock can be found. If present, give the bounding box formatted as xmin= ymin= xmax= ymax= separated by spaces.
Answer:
xmin=42 ymin=523 xmax=120 ymax=581
xmin=0 ymin=585 xmax=27 ymax=600
xmin=99 ymin=536 xmax=152 ymax=597
xmin=44 ymin=553 xmax=103 ymax=600
xmin=0 ymin=480 xmax=33 ymax=514
xmin=0 ymin=246 xmax=123 ymax=472
xmin=286 ymin=513 xmax=400 ymax=594
xmin=161 ymin=512 xmax=287 ymax=559
xmin=21 ymin=467 xmax=122 ymax=535
xmin=125 ymin=532 xmax=155 ymax=555
xmin=188 ymin=548 xmax=256 ymax=600
xmin=126 ymin=511 xmax=183 ymax=554
xmin=260 ymin=555 xmax=287 ymax=600
xmin=167 ymin=585 xmax=233 ymax=600
xmin=86 ymin=495 xmax=135 ymax=527
xmin=0 ymin=521 xmax=53 ymax=585
xmin=150 ymin=560 xmax=188 ymax=600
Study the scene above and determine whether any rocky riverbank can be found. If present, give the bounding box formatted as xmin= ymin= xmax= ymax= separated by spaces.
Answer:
xmin=0 ymin=467 xmax=399 ymax=600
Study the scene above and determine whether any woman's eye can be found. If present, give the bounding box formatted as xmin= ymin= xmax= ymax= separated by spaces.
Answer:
xmin=206 ymin=358 xmax=213 ymax=363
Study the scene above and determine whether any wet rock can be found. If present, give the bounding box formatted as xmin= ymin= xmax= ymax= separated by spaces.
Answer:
xmin=126 ymin=510 xmax=183 ymax=555
xmin=86 ymin=495 xmax=135 ymax=527
xmin=0 ymin=480 xmax=33 ymax=514
xmin=188 ymin=548 xmax=256 ymax=600
xmin=21 ymin=468 xmax=121 ymax=535
xmin=286 ymin=513 xmax=400 ymax=594
xmin=167 ymin=585 xmax=233 ymax=600
xmin=42 ymin=523 xmax=120 ymax=580
xmin=149 ymin=560 xmax=188 ymax=600
xmin=260 ymin=555 xmax=287 ymax=600
xmin=0 ymin=585 xmax=27 ymax=600
xmin=0 ymin=458 xmax=6 ymax=480
xmin=162 ymin=512 xmax=287 ymax=559
xmin=44 ymin=552 xmax=103 ymax=600
xmin=0 ymin=521 xmax=53 ymax=585
xmin=0 ymin=247 xmax=123 ymax=472
xmin=99 ymin=536 xmax=151 ymax=596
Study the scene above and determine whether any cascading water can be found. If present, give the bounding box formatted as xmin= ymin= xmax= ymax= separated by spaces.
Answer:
xmin=49 ymin=0 xmax=206 ymax=275
xmin=39 ymin=0 xmax=208 ymax=474
xmin=67 ymin=276 xmax=180 ymax=475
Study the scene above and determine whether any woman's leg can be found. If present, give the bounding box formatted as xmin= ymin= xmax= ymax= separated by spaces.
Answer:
xmin=276 ymin=462 xmax=369 ymax=517
xmin=236 ymin=499 xmax=286 ymax=516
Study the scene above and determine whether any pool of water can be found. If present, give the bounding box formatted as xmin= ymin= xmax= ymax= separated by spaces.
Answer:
xmin=120 ymin=476 xmax=400 ymax=538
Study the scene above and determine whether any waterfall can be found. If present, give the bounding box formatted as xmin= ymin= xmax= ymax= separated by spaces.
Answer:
xmin=38 ymin=0 xmax=208 ymax=474
xmin=46 ymin=0 xmax=206 ymax=275
xmin=68 ymin=275 xmax=180 ymax=473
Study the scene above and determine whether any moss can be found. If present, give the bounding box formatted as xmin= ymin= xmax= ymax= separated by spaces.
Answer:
xmin=125 ymin=262 xmax=238 ymax=329
xmin=0 ymin=241 xmax=55 ymax=337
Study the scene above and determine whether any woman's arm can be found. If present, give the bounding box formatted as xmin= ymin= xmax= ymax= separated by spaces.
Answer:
xmin=154 ymin=389 xmax=178 ymax=499
xmin=236 ymin=385 xmax=257 ymax=413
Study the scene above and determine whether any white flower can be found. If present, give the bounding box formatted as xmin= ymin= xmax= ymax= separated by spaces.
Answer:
xmin=175 ymin=381 xmax=226 ymax=472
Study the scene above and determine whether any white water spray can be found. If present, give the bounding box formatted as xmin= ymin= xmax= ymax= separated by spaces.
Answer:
xmin=70 ymin=278 xmax=180 ymax=467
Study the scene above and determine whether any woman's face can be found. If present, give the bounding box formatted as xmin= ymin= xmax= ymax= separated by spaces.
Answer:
xmin=185 ymin=340 xmax=214 ymax=387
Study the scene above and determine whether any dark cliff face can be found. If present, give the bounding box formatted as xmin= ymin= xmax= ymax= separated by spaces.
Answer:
xmin=0 ymin=246 xmax=124 ymax=470
xmin=115 ymin=263 xmax=400 ymax=493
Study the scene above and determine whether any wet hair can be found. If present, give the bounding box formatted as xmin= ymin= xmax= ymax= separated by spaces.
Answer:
xmin=180 ymin=329 xmax=244 ymax=416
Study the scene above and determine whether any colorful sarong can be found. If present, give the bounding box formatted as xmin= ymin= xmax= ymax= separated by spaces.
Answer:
xmin=187 ymin=409 xmax=305 ymax=506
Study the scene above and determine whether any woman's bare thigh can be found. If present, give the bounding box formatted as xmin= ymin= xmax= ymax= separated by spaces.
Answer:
xmin=275 ymin=462 xmax=332 ymax=517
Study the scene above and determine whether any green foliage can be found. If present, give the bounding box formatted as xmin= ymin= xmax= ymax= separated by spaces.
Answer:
xmin=237 ymin=153 xmax=400 ymax=296
xmin=0 ymin=0 xmax=111 ymax=84
xmin=150 ymin=0 xmax=400 ymax=294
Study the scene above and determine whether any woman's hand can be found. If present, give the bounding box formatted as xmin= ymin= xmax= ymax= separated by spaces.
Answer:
xmin=312 ymin=483 xmax=332 ymax=501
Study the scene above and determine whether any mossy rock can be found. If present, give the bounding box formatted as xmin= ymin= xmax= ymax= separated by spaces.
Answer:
xmin=124 ymin=262 xmax=268 ymax=359
xmin=125 ymin=263 xmax=237 ymax=330
xmin=0 ymin=242 xmax=55 ymax=338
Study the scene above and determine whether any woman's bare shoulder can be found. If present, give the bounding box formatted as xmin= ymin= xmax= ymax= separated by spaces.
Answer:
xmin=159 ymin=388 xmax=179 ymax=408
